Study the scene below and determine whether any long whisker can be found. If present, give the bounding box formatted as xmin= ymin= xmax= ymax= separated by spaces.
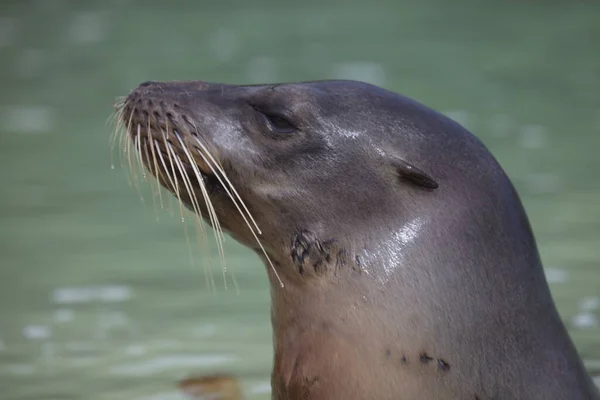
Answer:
xmin=108 ymin=106 xmax=125 ymax=170
xmin=191 ymin=143 xmax=283 ymax=288
xmin=170 ymin=146 xmax=203 ymax=228
xmin=170 ymin=144 xmax=217 ymax=292
xmin=190 ymin=131 xmax=262 ymax=236
xmin=127 ymin=132 xmax=146 ymax=206
xmin=142 ymin=136 xmax=161 ymax=221
xmin=148 ymin=122 xmax=165 ymax=211
xmin=154 ymin=140 xmax=178 ymax=194
xmin=134 ymin=128 xmax=146 ymax=180
xmin=159 ymin=138 xmax=210 ymax=284
xmin=186 ymin=148 xmax=242 ymax=293
xmin=174 ymin=132 xmax=230 ymax=290
xmin=121 ymin=119 xmax=147 ymax=207
xmin=162 ymin=127 xmax=216 ymax=293
xmin=162 ymin=128 xmax=185 ymax=223
xmin=121 ymin=111 xmax=137 ymax=185
xmin=114 ymin=103 xmax=282 ymax=291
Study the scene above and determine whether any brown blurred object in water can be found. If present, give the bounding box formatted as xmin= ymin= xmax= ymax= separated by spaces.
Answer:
xmin=178 ymin=374 xmax=243 ymax=399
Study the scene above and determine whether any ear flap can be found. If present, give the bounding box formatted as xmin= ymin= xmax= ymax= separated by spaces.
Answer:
xmin=392 ymin=158 xmax=439 ymax=189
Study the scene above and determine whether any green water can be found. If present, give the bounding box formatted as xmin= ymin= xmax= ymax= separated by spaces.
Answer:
xmin=1 ymin=0 xmax=599 ymax=398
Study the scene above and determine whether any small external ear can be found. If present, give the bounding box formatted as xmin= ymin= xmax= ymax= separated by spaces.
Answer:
xmin=392 ymin=158 xmax=438 ymax=189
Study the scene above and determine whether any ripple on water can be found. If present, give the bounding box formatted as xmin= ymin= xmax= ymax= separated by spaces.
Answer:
xmin=586 ymin=360 xmax=600 ymax=370
xmin=23 ymin=325 xmax=51 ymax=340
xmin=52 ymin=285 xmax=133 ymax=304
xmin=544 ymin=267 xmax=569 ymax=284
xmin=109 ymin=354 xmax=238 ymax=377
xmin=250 ymin=381 xmax=272 ymax=394
xmin=1 ymin=106 xmax=55 ymax=134
xmin=96 ymin=311 xmax=137 ymax=339
xmin=573 ymin=312 xmax=599 ymax=329
xmin=125 ymin=344 xmax=147 ymax=357
xmin=580 ymin=296 xmax=600 ymax=311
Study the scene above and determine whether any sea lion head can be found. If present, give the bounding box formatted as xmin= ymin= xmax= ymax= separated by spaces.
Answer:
xmin=116 ymin=80 xmax=511 ymax=283
xmin=115 ymin=80 xmax=600 ymax=399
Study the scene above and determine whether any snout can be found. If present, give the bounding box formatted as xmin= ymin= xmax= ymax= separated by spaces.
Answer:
xmin=120 ymin=80 xmax=230 ymax=134
xmin=129 ymin=80 xmax=213 ymax=97
xmin=117 ymin=80 xmax=223 ymax=177
xmin=120 ymin=82 xmax=196 ymax=139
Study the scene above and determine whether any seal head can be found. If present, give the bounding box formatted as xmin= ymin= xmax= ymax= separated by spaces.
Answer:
xmin=118 ymin=80 xmax=599 ymax=400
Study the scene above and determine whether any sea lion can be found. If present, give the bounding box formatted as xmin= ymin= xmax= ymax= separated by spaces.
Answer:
xmin=113 ymin=80 xmax=600 ymax=399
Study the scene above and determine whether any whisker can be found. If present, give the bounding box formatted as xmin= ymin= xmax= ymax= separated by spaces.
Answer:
xmin=163 ymin=129 xmax=185 ymax=223
xmin=191 ymin=133 xmax=262 ymax=236
xmin=126 ymin=128 xmax=143 ymax=192
xmin=194 ymin=216 xmax=217 ymax=293
xmin=154 ymin=140 xmax=178 ymax=194
xmin=134 ymin=128 xmax=146 ymax=181
xmin=189 ymin=149 xmax=261 ymax=293
xmin=170 ymin=144 xmax=217 ymax=292
xmin=157 ymin=139 xmax=200 ymax=275
xmin=175 ymin=132 xmax=230 ymax=290
xmin=191 ymin=138 xmax=283 ymax=288
xmin=127 ymin=133 xmax=146 ymax=206
xmin=170 ymin=146 xmax=203 ymax=229
xmin=147 ymin=121 xmax=165 ymax=211
xmin=121 ymin=109 xmax=136 ymax=174
xmin=108 ymin=106 xmax=125 ymax=170
xmin=142 ymin=136 xmax=161 ymax=221
xmin=115 ymin=106 xmax=275 ymax=291
xmin=162 ymin=128 xmax=216 ymax=292
xmin=146 ymin=126 xmax=165 ymax=216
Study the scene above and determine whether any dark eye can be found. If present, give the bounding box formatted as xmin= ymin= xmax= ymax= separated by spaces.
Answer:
xmin=264 ymin=113 xmax=296 ymax=134
xmin=250 ymin=103 xmax=297 ymax=136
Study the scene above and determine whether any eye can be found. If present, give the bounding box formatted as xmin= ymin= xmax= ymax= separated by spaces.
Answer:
xmin=250 ymin=103 xmax=297 ymax=136
xmin=264 ymin=113 xmax=296 ymax=134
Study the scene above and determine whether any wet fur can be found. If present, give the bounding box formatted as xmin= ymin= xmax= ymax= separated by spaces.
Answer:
xmin=114 ymin=80 xmax=599 ymax=400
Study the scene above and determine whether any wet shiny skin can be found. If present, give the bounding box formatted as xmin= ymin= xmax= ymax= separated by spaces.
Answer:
xmin=120 ymin=79 xmax=599 ymax=399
